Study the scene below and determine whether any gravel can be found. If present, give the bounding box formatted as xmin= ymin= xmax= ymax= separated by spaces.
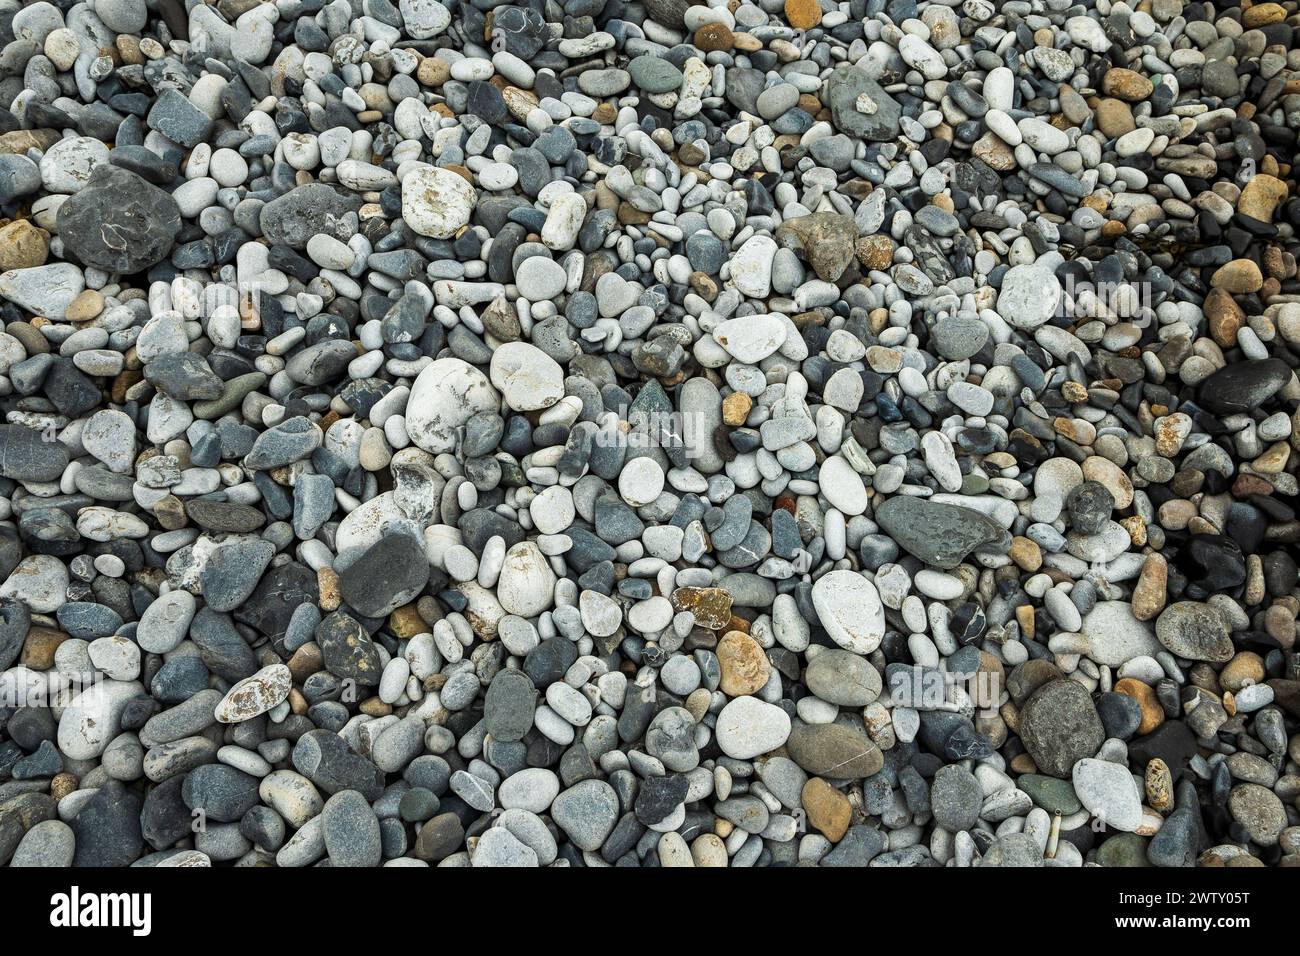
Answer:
xmin=0 ymin=0 xmax=1297 ymax=873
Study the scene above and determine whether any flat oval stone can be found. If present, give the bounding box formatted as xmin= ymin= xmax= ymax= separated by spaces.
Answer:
xmin=811 ymin=569 xmax=885 ymax=654
xmin=1196 ymin=358 xmax=1290 ymax=415
xmin=215 ymin=663 xmax=293 ymax=723
xmin=785 ymin=723 xmax=883 ymax=779
xmin=805 ymin=648 xmax=882 ymax=706
xmin=714 ymin=696 xmax=791 ymax=759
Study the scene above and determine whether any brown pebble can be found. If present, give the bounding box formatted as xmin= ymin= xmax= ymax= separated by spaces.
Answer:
xmin=783 ymin=0 xmax=822 ymax=29
xmin=389 ymin=605 xmax=426 ymax=639
xmin=20 ymin=626 xmax=68 ymax=670
xmin=1203 ymin=287 xmax=1245 ymax=348
xmin=318 ymin=567 xmax=342 ymax=611
xmin=693 ymin=22 xmax=734 ymax=52
xmin=721 ymin=391 xmax=753 ymax=426
xmin=1132 ymin=553 xmax=1168 ymax=621
xmin=1114 ymin=678 xmax=1164 ymax=735
xmin=1220 ymin=652 xmax=1266 ymax=693
xmin=1010 ymin=536 xmax=1043 ymax=572
xmin=1210 ymin=258 xmax=1263 ymax=293
xmin=717 ymin=630 xmax=770 ymax=697
xmin=0 ymin=220 xmax=49 ymax=271
xmin=1101 ymin=68 xmax=1154 ymax=101
xmin=801 ymin=777 xmax=852 ymax=842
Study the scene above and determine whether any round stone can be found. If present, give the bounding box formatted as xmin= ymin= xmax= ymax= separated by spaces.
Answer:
xmin=402 ymin=165 xmax=476 ymax=238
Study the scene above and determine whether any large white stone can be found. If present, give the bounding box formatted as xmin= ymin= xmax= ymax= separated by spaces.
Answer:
xmin=406 ymin=357 xmax=499 ymax=453
xmin=818 ymin=454 xmax=868 ymax=516
xmin=714 ymin=696 xmax=792 ymax=759
xmin=997 ymin=262 xmax=1062 ymax=331
xmin=729 ymin=234 xmax=777 ymax=298
xmin=399 ymin=0 xmax=451 ymax=38
xmin=80 ymin=409 xmax=136 ymax=473
xmin=0 ymin=263 xmax=84 ymax=318
xmin=496 ymin=542 xmax=556 ymax=617
xmin=58 ymin=679 xmax=143 ymax=760
xmin=402 ymin=165 xmax=476 ymax=238
xmin=0 ymin=553 xmax=69 ymax=612
xmin=1072 ymin=758 xmax=1143 ymax=832
xmin=489 ymin=342 xmax=563 ymax=411
xmin=1081 ymin=601 xmax=1161 ymax=667
xmin=811 ymin=569 xmax=885 ymax=654
xmin=712 ymin=314 xmax=786 ymax=364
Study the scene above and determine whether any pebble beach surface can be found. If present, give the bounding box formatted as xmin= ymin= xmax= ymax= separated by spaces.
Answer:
xmin=0 ymin=0 xmax=1299 ymax=869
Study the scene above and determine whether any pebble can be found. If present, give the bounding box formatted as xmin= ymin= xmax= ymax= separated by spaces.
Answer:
xmin=811 ymin=570 xmax=885 ymax=655
xmin=1072 ymin=758 xmax=1143 ymax=833
xmin=714 ymin=697 xmax=791 ymax=760
xmin=1019 ymin=679 xmax=1105 ymax=779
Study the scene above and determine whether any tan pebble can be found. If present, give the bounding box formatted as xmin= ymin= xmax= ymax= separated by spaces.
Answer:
xmin=416 ymin=56 xmax=450 ymax=86
xmin=115 ymin=34 xmax=144 ymax=65
xmin=717 ymin=630 xmax=770 ymax=697
xmin=1243 ymin=2 xmax=1286 ymax=28
xmin=1237 ymin=173 xmax=1288 ymax=222
xmin=1096 ymin=97 xmax=1138 ymax=137
xmin=1263 ymin=604 xmax=1296 ymax=651
xmin=690 ymin=833 xmax=728 ymax=867
xmin=388 ymin=605 xmax=426 ymax=639
xmin=1009 ymin=752 xmax=1037 ymax=774
xmin=1203 ymin=287 xmax=1245 ymax=347
xmin=287 ymin=642 xmax=323 ymax=683
xmin=1010 ymin=535 xmax=1043 ymax=572
xmin=721 ymin=391 xmax=753 ymax=426
xmin=1210 ymin=259 xmax=1263 ymax=293
xmin=972 ymin=131 xmax=1016 ymax=171
xmin=1120 ymin=515 xmax=1147 ymax=547
xmin=1219 ymin=652 xmax=1265 ymax=693
xmin=43 ymin=27 xmax=80 ymax=70
xmin=1016 ymin=604 xmax=1035 ymax=640
xmin=318 ymin=567 xmax=342 ymax=611
xmin=684 ymin=687 xmax=712 ymax=721
xmin=1114 ymin=677 xmax=1164 ymax=735
xmin=1131 ymin=553 xmax=1167 ymax=621
xmin=64 ymin=289 xmax=105 ymax=322
xmin=0 ymin=220 xmax=49 ymax=271
xmin=855 ymin=233 xmax=895 ymax=269
xmin=801 ymin=777 xmax=852 ymax=842
xmin=1101 ymin=68 xmax=1154 ymax=101
xmin=20 ymin=626 xmax=68 ymax=670
xmin=1251 ymin=442 xmax=1290 ymax=474
xmin=783 ymin=0 xmax=822 ymax=29
xmin=50 ymin=772 xmax=78 ymax=800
